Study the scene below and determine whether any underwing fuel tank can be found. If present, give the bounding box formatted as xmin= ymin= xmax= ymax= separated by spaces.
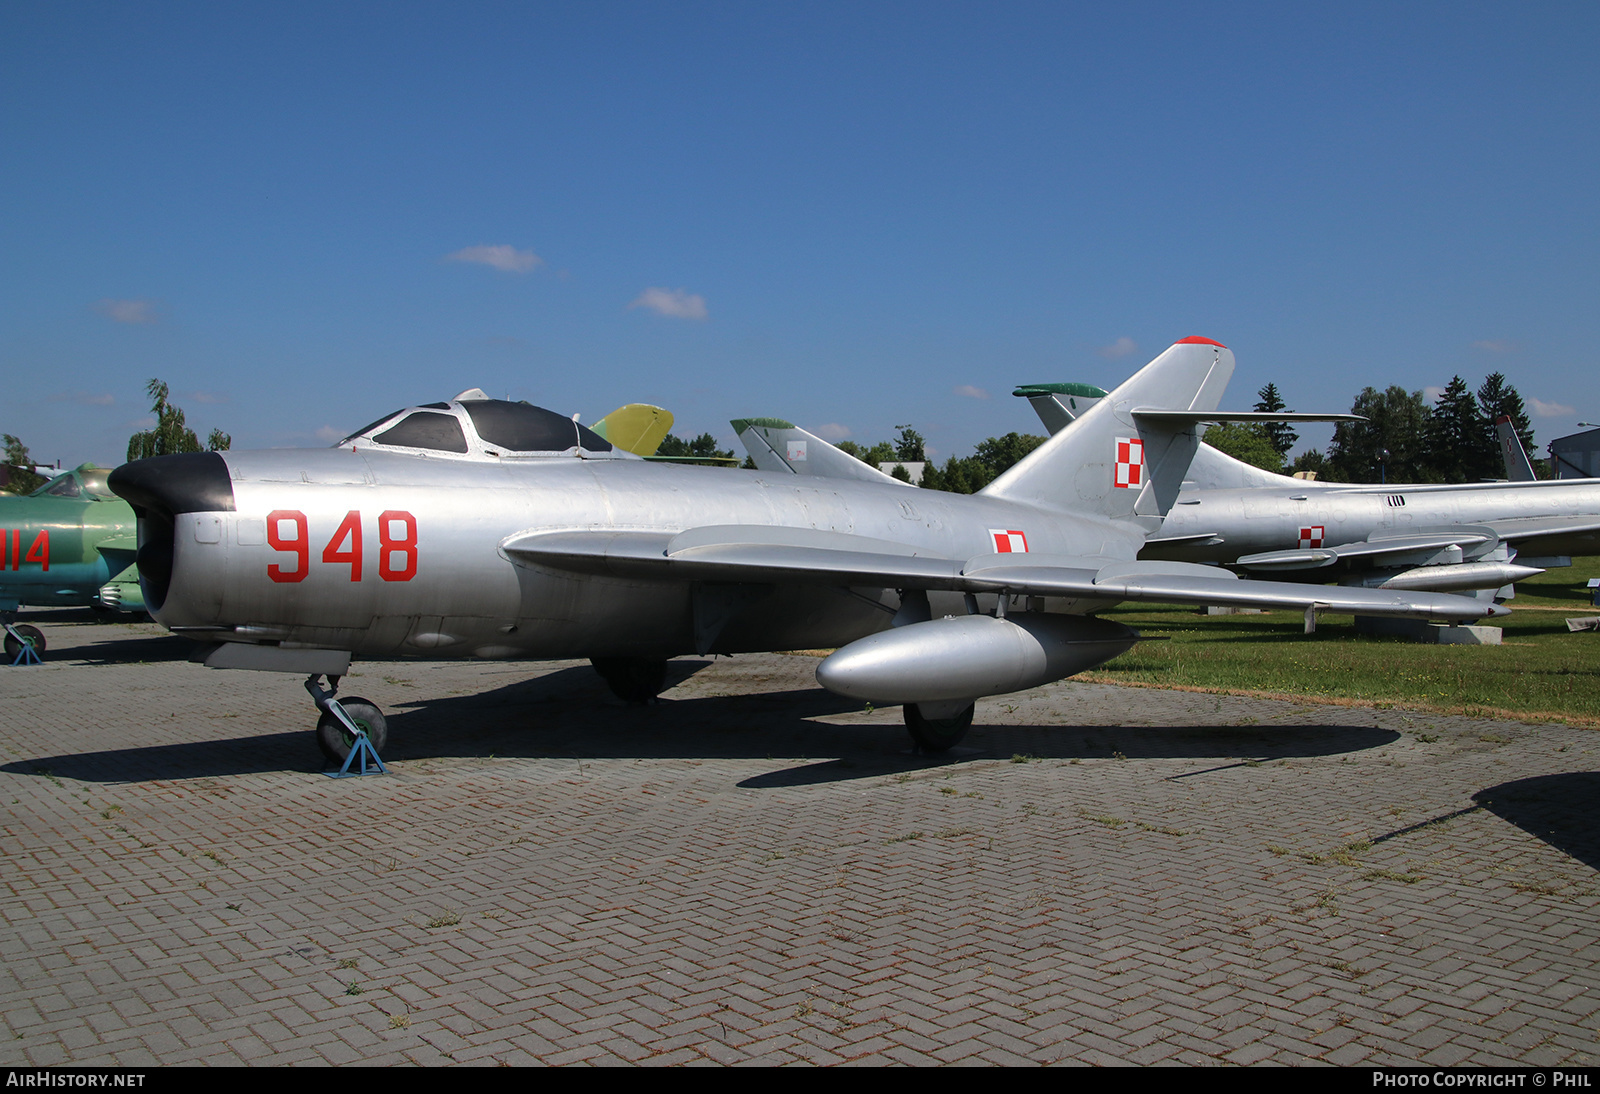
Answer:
xmin=1367 ymin=561 xmax=1543 ymax=593
xmin=816 ymin=613 xmax=1138 ymax=706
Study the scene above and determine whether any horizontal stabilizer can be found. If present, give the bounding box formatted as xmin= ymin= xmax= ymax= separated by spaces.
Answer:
xmin=1131 ymin=409 xmax=1365 ymax=424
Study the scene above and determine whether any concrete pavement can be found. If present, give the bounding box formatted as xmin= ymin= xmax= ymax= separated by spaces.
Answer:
xmin=1 ymin=610 xmax=1596 ymax=1065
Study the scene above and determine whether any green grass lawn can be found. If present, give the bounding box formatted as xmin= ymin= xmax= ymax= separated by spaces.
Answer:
xmin=1081 ymin=556 xmax=1600 ymax=725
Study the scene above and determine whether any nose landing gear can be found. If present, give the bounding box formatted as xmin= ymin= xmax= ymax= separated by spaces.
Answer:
xmin=305 ymin=674 xmax=388 ymax=775
xmin=3 ymin=617 xmax=45 ymax=666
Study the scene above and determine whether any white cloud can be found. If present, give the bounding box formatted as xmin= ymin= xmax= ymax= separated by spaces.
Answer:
xmin=96 ymin=299 xmax=157 ymax=324
xmin=446 ymin=244 xmax=542 ymax=273
xmin=315 ymin=425 xmax=346 ymax=443
xmin=1473 ymin=339 xmax=1516 ymax=353
xmin=813 ymin=423 xmax=851 ymax=442
xmin=954 ymin=384 xmax=989 ymax=399
xmin=629 ymin=287 xmax=708 ymax=320
xmin=190 ymin=391 xmax=228 ymax=404
xmin=1529 ymin=397 xmax=1576 ymax=417
xmin=1097 ymin=337 xmax=1138 ymax=359
xmin=1423 ymin=385 xmax=1447 ymax=403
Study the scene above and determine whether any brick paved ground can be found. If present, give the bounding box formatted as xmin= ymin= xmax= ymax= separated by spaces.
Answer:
xmin=1 ymin=609 xmax=1596 ymax=1066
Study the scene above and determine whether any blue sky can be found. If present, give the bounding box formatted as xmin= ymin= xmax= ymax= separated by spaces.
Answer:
xmin=3 ymin=2 xmax=1596 ymax=468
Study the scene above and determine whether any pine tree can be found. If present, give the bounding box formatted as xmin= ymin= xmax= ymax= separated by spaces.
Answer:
xmin=1476 ymin=373 xmax=1536 ymax=478
xmin=1252 ymin=382 xmax=1297 ymax=460
xmin=1425 ymin=376 xmax=1484 ymax=482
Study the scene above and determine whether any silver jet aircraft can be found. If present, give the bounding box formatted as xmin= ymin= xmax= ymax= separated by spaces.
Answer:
xmin=741 ymin=386 xmax=1588 ymax=595
xmin=110 ymin=338 xmax=1502 ymax=761
xmin=1012 ymin=385 xmax=1599 ymax=593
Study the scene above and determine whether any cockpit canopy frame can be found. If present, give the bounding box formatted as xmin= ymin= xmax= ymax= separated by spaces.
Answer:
xmin=335 ymin=397 xmax=636 ymax=461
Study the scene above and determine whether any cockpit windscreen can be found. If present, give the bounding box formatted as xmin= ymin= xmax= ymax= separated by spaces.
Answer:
xmin=462 ymin=400 xmax=612 ymax=453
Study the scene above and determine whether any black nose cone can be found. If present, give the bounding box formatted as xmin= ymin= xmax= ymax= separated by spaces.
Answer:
xmin=109 ymin=453 xmax=236 ymax=614
xmin=109 ymin=452 xmax=236 ymax=517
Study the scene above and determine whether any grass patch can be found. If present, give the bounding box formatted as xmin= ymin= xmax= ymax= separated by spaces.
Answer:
xmin=1079 ymin=810 xmax=1126 ymax=829
xmin=1076 ymin=557 xmax=1600 ymax=724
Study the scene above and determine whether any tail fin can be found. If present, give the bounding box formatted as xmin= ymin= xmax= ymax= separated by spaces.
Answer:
xmin=592 ymin=404 xmax=674 ymax=456
xmin=1496 ymin=415 xmax=1537 ymax=482
xmin=981 ymin=337 xmax=1234 ymax=526
xmin=732 ymin=418 xmax=911 ymax=486
xmin=1012 ymin=383 xmax=1107 ymax=433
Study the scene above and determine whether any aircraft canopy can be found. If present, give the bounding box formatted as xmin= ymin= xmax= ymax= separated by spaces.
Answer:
xmin=337 ymin=398 xmax=632 ymax=460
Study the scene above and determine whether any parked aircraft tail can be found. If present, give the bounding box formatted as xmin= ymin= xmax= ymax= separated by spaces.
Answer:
xmin=1014 ymin=376 xmax=1361 ymax=492
xmin=592 ymin=404 xmax=674 ymax=457
xmin=1010 ymin=383 xmax=1107 ymax=434
xmin=981 ymin=337 xmax=1234 ymax=526
xmin=1496 ymin=415 xmax=1538 ymax=482
xmin=731 ymin=419 xmax=910 ymax=486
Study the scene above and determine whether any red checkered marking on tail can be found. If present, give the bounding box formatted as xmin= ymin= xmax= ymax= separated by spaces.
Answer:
xmin=1114 ymin=437 xmax=1144 ymax=489
xmin=1299 ymin=525 xmax=1325 ymax=549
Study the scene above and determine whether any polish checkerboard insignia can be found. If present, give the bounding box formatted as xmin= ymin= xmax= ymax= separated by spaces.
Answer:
xmin=1299 ymin=525 xmax=1325 ymax=549
xmin=1114 ymin=437 xmax=1144 ymax=489
xmin=786 ymin=440 xmax=807 ymax=462
xmin=989 ymin=529 xmax=1028 ymax=553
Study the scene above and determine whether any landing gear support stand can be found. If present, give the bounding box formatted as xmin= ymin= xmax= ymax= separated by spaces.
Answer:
xmin=306 ymin=673 xmax=388 ymax=777
xmin=3 ymin=618 xmax=45 ymax=666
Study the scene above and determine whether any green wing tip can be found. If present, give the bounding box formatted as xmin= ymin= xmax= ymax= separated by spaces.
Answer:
xmin=730 ymin=417 xmax=795 ymax=432
xmin=1012 ymin=383 xmax=1109 ymax=398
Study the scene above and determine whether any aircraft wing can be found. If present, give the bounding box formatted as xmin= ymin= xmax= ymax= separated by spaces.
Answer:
xmin=504 ymin=525 xmax=1501 ymax=622
xmin=1481 ymin=515 xmax=1600 ymax=557
xmin=94 ymin=534 xmax=140 ymax=574
xmin=1234 ymin=530 xmax=1502 ymax=572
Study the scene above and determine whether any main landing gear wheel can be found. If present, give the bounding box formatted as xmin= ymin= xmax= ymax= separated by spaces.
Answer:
xmin=4 ymin=625 xmax=45 ymax=661
xmin=591 ymin=657 xmax=669 ymax=703
xmin=316 ymin=698 xmax=388 ymax=764
xmin=904 ymin=702 xmax=975 ymax=753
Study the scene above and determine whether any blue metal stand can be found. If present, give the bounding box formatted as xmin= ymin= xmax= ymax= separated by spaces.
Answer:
xmin=306 ymin=674 xmax=389 ymax=778
xmin=4 ymin=622 xmax=44 ymax=666
xmin=328 ymin=724 xmax=388 ymax=778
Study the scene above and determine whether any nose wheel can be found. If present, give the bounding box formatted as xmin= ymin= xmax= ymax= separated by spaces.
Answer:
xmin=4 ymin=622 xmax=46 ymax=666
xmin=305 ymin=674 xmax=389 ymax=774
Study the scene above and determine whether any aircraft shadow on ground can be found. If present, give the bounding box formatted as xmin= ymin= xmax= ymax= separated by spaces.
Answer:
xmin=1473 ymin=773 xmax=1600 ymax=871
xmin=5 ymin=655 xmax=1399 ymax=787
xmin=65 ymin=634 xmax=198 ymax=665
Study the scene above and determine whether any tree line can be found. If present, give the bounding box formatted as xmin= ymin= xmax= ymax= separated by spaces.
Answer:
xmin=1215 ymin=373 xmax=1538 ymax=484
xmin=830 ymin=372 xmax=1542 ymax=494
xmin=2 ymin=380 xmax=230 ymax=494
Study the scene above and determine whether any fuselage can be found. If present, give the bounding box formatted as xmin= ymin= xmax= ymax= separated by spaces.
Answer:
xmin=1145 ymin=476 xmax=1600 ymax=563
xmin=141 ymin=447 xmax=1140 ymax=660
xmin=0 ymin=468 xmax=135 ymax=612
